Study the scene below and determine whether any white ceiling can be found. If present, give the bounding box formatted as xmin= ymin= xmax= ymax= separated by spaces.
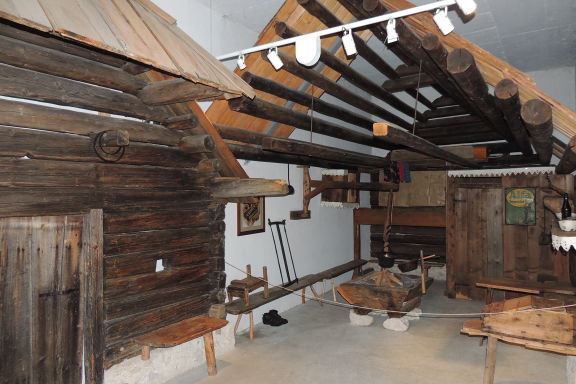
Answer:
xmin=199 ymin=0 xmax=575 ymax=73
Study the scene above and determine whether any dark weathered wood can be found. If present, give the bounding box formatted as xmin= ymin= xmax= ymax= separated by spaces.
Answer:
xmin=100 ymin=130 xmax=130 ymax=147
xmin=82 ymin=210 xmax=105 ymax=384
xmin=276 ymin=22 xmax=423 ymax=123
xmin=0 ymin=63 xmax=169 ymax=122
xmin=104 ymin=209 xmax=216 ymax=234
xmin=179 ymin=135 xmax=216 ymax=154
xmin=261 ymin=136 xmax=389 ymax=169
xmin=417 ymin=115 xmax=484 ymax=129
xmin=0 ymin=98 xmax=182 ymax=146
xmin=429 ymin=132 xmax=503 ymax=146
xmin=0 ymin=33 xmax=148 ymax=94
xmin=211 ymin=177 xmax=289 ymax=199
xmin=164 ymin=114 xmax=199 ymax=130
xmin=138 ymin=78 xmax=224 ymax=105
xmin=556 ymin=136 xmax=576 ymax=174
xmin=446 ymin=48 xmax=513 ymax=141
xmin=226 ymin=260 xmax=367 ymax=314
xmin=226 ymin=142 xmax=359 ymax=170
xmin=494 ymin=79 xmax=533 ymax=155
xmin=520 ymin=99 xmax=554 ymax=165
xmin=383 ymin=73 xmax=435 ymax=93
xmin=423 ymin=105 xmax=468 ymax=121
xmin=395 ymin=64 xmax=420 ymax=77
xmin=418 ymin=124 xmax=496 ymax=138
xmin=269 ymin=51 xmax=411 ymax=129
xmin=122 ymin=61 xmax=152 ymax=75
xmin=228 ymin=96 xmax=396 ymax=150
xmin=242 ymin=72 xmax=374 ymax=130
xmin=296 ymin=0 xmax=434 ymax=109
xmin=373 ymin=123 xmax=479 ymax=168
xmin=432 ymin=96 xmax=457 ymax=108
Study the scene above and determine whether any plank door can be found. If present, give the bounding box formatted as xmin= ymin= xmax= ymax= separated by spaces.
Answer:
xmin=446 ymin=179 xmax=503 ymax=299
xmin=0 ymin=210 xmax=103 ymax=384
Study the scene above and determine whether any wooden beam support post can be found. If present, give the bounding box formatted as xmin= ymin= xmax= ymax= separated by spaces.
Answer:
xmin=212 ymin=178 xmax=289 ymax=199
xmin=242 ymin=72 xmax=373 ymax=130
xmin=521 ymin=99 xmax=554 ymax=165
xmin=296 ymin=0 xmax=434 ymax=109
xmin=138 ymin=78 xmax=224 ymax=106
xmin=556 ymin=136 xmax=576 ymax=175
xmin=275 ymin=22 xmax=423 ymax=123
xmin=227 ymin=96 xmax=397 ymax=151
xmin=373 ymin=123 xmax=480 ymax=168
xmin=494 ymin=79 xmax=533 ymax=155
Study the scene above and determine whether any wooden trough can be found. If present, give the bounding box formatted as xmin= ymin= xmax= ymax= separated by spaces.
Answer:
xmin=337 ymin=270 xmax=433 ymax=317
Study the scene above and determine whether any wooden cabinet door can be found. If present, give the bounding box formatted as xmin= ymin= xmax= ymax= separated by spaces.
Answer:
xmin=0 ymin=210 xmax=103 ymax=384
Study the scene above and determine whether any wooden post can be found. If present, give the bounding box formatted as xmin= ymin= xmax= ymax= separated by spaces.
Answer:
xmin=521 ymin=99 xmax=554 ymax=165
xmin=483 ymin=336 xmax=498 ymax=384
xmin=353 ymin=209 xmax=361 ymax=277
xmin=263 ymin=266 xmax=269 ymax=298
xmin=141 ymin=346 xmax=151 ymax=361
xmin=332 ymin=280 xmax=336 ymax=301
xmin=234 ymin=314 xmax=243 ymax=335
xmin=301 ymin=288 xmax=306 ymax=304
xmin=248 ymin=312 xmax=254 ymax=343
xmin=203 ymin=332 xmax=217 ymax=376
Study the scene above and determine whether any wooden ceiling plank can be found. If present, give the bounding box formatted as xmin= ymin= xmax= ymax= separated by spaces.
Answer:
xmin=0 ymin=0 xmax=51 ymax=31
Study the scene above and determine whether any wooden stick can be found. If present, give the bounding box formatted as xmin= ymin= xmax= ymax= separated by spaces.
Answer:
xmin=332 ymin=280 xmax=336 ymax=301
xmin=483 ymin=336 xmax=498 ymax=384
xmin=310 ymin=285 xmax=323 ymax=306
xmin=301 ymin=288 xmax=306 ymax=304
xmin=234 ymin=314 xmax=243 ymax=335
xmin=141 ymin=346 xmax=151 ymax=361
xmin=420 ymin=250 xmax=427 ymax=294
xmin=263 ymin=266 xmax=269 ymax=298
xmin=203 ymin=332 xmax=217 ymax=376
xmin=248 ymin=312 xmax=254 ymax=344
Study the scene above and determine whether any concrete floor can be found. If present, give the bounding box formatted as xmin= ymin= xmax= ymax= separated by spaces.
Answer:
xmin=166 ymin=283 xmax=566 ymax=384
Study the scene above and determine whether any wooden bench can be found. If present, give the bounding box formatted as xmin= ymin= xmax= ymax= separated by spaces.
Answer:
xmin=135 ymin=315 xmax=228 ymax=376
xmin=476 ymin=277 xmax=576 ymax=304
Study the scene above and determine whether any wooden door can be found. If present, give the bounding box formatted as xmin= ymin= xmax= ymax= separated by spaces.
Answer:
xmin=0 ymin=210 xmax=103 ymax=384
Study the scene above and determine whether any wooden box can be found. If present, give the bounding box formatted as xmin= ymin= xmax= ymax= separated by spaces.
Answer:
xmin=482 ymin=296 xmax=575 ymax=345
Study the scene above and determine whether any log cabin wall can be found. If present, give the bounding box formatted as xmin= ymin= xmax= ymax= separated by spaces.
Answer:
xmin=370 ymin=171 xmax=447 ymax=262
xmin=446 ymin=174 xmax=573 ymax=300
xmin=0 ymin=22 xmax=226 ymax=368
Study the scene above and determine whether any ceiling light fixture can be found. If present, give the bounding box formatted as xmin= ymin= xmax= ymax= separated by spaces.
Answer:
xmin=341 ymin=28 xmax=357 ymax=56
xmin=386 ymin=19 xmax=399 ymax=43
xmin=433 ymin=7 xmax=454 ymax=35
xmin=218 ymin=0 xmax=477 ymax=67
xmin=295 ymin=34 xmax=322 ymax=67
xmin=236 ymin=53 xmax=246 ymax=70
xmin=267 ymin=47 xmax=284 ymax=70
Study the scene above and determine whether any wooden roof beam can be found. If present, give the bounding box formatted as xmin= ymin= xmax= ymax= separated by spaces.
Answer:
xmin=275 ymin=22 xmax=424 ymax=122
xmin=382 ymin=73 xmax=436 ymax=93
xmin=521 ymin=99 xmax=554 ymax=165
xmin=138 ymin=78 xmax=227 ymax=106
xmin=373 ymin=123 xmax=480 ymax=168
xmin=494 ymin=79 xmax=533 ymax=155
xmin=556 ymin=137 xmax=576 ymax=175
xmin=211 ymin=178 xmax=289 ymax=199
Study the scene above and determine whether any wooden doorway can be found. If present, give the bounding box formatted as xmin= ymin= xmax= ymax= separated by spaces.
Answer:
xmin=0 ymin=209 xmax=103 ymax=384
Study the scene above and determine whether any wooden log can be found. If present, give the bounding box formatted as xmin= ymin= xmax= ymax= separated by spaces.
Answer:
xmin=179 ymin=135 xmax=216 ymax=154
xmin=138 ymin=78 xmax=224 ymax=105
xmin=227 ymin=96 xmax=397 ymax=151
xmin=423 ymin=106 xmax=467 ymax=121
xmin=164 ymin=114 xmax=199 ymax=130
xmin=494 ymin=79 xmax=533 ymax=155
xmin=432 ymin=96 xmax=457 ymax=108
xmin=446 ymin=48 xmax=513 ymax=141
xmin=211 ymin=178 xmax=289 ymax=199
xmin=0 ymin=33 xmax=148 ymax=94
xmin=262 ymin=136 xmax=389 ymax=169
xmin=373 ymin=123 xmax=479 ymax=168
xmin=556 ymin=136 xmax=576 ymax=174
xmin=428 ymin=132 xmax=502 ymax=146
xmin=269 ymin=51 xmax=411 ymax=129
xmin=226 ymin=143 xmax=359 ymax=170
xmin=296 ymin=0 xmax=433 ymax=109
xmin=122 ymin=61 xmax=152 ymax=75
xmin=242 ymin=72 xmax=373 ymax=130
xmin=382 ymin=73 xmax=436 ymax=93
xmin=417 ymin=115 xmax=483 ymax=128
xmin=521 ymin=99 xmax=554 ymax=165
xmin=395 ymin=64 xmax=420 ymax=77
xmin=0 ymin=63 xmax=169 ymax=122
xmin=418 ymin=125 xmax=497 ymax=139
xmin=275 ymin=22 xmax=422 ymax=123
xmin=0 ymin=98 xmax=181 ymax=146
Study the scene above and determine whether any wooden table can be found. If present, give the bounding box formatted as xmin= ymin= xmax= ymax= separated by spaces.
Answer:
xmin=461 ymin=319 xmax=576 ymax=384
xmin=135 ymin=316 xmax=228 ymax=376
xmin=476 ymin=277 xmax=576 ymax=304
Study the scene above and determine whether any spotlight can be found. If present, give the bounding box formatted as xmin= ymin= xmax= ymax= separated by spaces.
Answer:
xmin=433 ymin=7 xmax=454 ymax=35
xmin=456 ymin=0 xmax=477 ymax=16
xmin=267 ymin=47 xmax=283 ymax=70
xmin=341 ymin=28 xmax=357 ymax=57
xmin=295 ymin=34 xmax=321 ymax=67
xmin=236 ymin=53 xmax=246 ymax=70
xmin=386 ymin=19 xmax=399 ymax=44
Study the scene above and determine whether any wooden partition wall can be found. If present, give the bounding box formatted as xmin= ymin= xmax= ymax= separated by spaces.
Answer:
xmin=446 ymin=174 xmax=573 ymax=300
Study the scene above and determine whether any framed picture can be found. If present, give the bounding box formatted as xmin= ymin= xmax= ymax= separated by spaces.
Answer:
xmin=237 ymin=197 xmax=265 ymax=236
xmin=505 ymin=187 xmax=536 ymax=225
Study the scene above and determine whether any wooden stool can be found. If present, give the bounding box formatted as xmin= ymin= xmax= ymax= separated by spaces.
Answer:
xmin=135 ymin=316 xmax=228 ymax=376
xmin=227 ymin=264 xmax=269 ymax=305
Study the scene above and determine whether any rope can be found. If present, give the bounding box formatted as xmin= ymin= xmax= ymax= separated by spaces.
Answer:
xmin=225 ymin=260 xmax=576 ymax=318
xmin=411 ymin=59 xmax=423 ymax=135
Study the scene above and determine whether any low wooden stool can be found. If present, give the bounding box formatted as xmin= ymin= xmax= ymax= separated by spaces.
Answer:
xmin=135 ymin=315 xmax=228 ymax=376
xmin=227 ymin=264 xmax=269 ymax=305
